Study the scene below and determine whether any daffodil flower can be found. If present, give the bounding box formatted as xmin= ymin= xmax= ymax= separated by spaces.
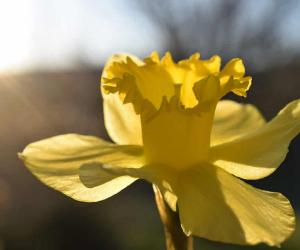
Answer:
xmin=19 ymin=52 xmax=300 ymax=247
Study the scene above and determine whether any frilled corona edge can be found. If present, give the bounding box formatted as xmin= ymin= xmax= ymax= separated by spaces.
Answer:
xmin=101 ymin=52 xmax=251 ymax=118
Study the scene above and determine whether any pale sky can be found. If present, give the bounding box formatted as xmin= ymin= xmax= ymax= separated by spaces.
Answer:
xmin=0 ymin=0 xmax=163 ymax=72
xmin=0 ymin=0 xmax=299 ymax=72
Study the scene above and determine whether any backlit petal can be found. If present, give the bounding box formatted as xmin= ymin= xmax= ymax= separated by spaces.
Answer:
xmin=103 ymin=92 xmax=142 ymax=145
xmin=161 ymin=52 xmax=221 ymax=86
xmin=101 ymin=54 xmax=142 ymax=145
xmin=94 ymin=161 xmax=178 ymax=211
xmin=176 ymin=165 xmax=295 ymax=246
xmin=102 ymin=53 xmax=175 ymax=111
xmin=161 ymin=52 xmax=221 ymax=108
xmin=210 ymin=100 xmax=300 ymax=179
xmin=19 ymin=134 xmax=144 ymax=202
xmin=219 ymin=58 xmax=252 ymax=97
xmin=142 ymin=98 xmax=215 ymax=169
xmin=101 ymin=52 xmax=251 ymax=121
xmin=211 ymin=100 xmax=266 ymax=146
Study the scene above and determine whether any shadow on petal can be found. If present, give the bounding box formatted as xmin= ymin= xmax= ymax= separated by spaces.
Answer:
xmin=175 ymin=164 xmax=294 ymax=246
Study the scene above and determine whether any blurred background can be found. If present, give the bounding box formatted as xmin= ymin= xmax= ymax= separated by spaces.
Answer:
xmin=0 ymin=0 xmax=299 ymax=249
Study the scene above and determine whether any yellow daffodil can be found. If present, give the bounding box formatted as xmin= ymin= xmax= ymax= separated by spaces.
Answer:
xmin=19 ymin=52 xmax=299 ymax=246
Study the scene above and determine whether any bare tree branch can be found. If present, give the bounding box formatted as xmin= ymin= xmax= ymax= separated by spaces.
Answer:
xmin=134 ymin=0 xmax=300 ymax=69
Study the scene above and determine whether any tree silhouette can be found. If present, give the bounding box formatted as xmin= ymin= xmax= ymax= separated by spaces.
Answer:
xmin=135 ymin=0 xmax=300 ymax=70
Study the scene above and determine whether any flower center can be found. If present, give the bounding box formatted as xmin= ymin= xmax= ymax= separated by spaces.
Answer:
xmin=101 ymin=52 xmax=252 ymax=170
xmin=141 ymin=95 xmax=217 ymax=169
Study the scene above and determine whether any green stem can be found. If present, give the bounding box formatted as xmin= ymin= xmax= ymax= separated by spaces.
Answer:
xmin=153 ymin=185 xmax=194 ymax=250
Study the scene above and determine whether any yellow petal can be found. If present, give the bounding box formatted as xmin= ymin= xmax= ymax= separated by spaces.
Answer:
xmin=103 ymin=92 xmax=142 ymax=145
xmin=148 ymin=164 xmax=178 ymax=212
xmin=95 ymin=161 xmax=178 ymax=211
xmin=142 ymin=98 xmax=215 ymax=169
xmin=219 ymin=58 xmax=252 ymax=97
xmin=211 ymin=100 xmax=266 ymax=146
xmin=101 ymin=53 xmax=175 ymax=110
xmin=220 ymin=58 xmax=245 ymax=82
xmin=192 ymin=75 xmax=220 ymax=109
xmin=101 ymin=52 xmax=250 ymax=116
xmin=176 ymin=165 xmax=295 ymax=246
xmin=19 ymin=134 xmax=144 ymax=202
xmin=101 ymin=54 xmax=143 ymax=145
xmin=162 ymin=189 xmax=177 ymax=211
xmin=178 ymin=53 xmax=221 ymax=76
xmin=161 ymin=52 xmax=221 ymax=108
xmin=211 ymin=99 xmax=300 ymax=179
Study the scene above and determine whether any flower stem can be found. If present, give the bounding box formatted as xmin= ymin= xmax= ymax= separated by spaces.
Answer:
xmin=153 ymin=185 xmax=194 ymax=250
